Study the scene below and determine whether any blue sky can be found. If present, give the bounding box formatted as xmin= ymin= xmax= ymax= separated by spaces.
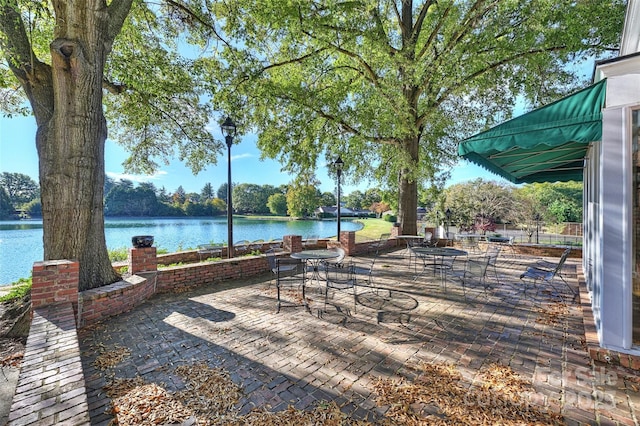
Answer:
xmin=0 ymin=113 xmax=497 ymax=197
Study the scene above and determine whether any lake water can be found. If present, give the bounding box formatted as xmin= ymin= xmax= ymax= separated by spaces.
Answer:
xmin=0 ymin=217 xmax=362 ymax=285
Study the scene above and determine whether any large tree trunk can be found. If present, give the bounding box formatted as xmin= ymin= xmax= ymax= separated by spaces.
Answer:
xmin=37 ymin=2 xmax=119 ymax=290
xmin=37 ymin=1 xmax=119 ymax=290
xmin=398 ymin=137 xmax=419 ymax=236
xmin=2 ymin=0 xmax=134 ymax=290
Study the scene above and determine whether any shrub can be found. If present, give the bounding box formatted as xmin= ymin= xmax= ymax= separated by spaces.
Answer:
xmin=383 ymin=214 xmax=397 ymax=222
xmin=108 ymin=247 xmax=129 ymax=262
xmin=0 ymin=277 xmax=31 ymax=302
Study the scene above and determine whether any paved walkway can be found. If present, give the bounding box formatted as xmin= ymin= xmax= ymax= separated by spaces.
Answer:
xmin=79 ymin=250 xmax=640 ymax=425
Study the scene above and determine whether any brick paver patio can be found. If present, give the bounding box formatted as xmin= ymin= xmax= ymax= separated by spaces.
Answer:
xmin=78 ymin=249 xmax=640 ymax=425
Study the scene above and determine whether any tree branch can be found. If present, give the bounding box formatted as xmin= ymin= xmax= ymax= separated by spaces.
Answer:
xmin=261 ymin=47 xmax=330 ymax=72
xmin=277 ymin=92 xmax=398 ymax=146
xmin=107 ymin=0 xmax=134 ymax=44
xmin=0 ymin=0 xmax=53 ymax=122
xmin=164 ymin=0 xmax=233 ymax=50
xmin=411 ymin=0 xmax=437 ymax=43
xmin=416 ymin=45 xmax=567 ymax=127
xmin=102 ymin=77 xmax=127 ymax=94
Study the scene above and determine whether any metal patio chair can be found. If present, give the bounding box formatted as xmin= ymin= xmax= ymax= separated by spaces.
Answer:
xmin=519 ymin=248 xmax=574 ymax=298
xmin=233 ymin=240 xmax=250 ymax=255
xmin=303 ymin=234 xmax=319 ymax=249
xmin=196 ymin=243 xmax=223 ymax=261
xmin=323 ymin=259 xmax=358 ymax=314
xmin=249 ymin=239 xmax=265 ymax=252
xmin=452 ymin=254 xmax=491 ymax=299
xmin=484 ymin=244 xmax=502 ymax=285
xmin=369 ymin=232 xmax=390 ymax=253
xmin=266 ymin=249 xmax=306 ymax=312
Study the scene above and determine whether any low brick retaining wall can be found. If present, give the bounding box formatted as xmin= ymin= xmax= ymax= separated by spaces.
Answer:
xmin=8 ymin=303 xmax=90 ymax=425
xmin=156 ymin=255 xmax=267 ymax=293
xmin=78 ymin=273 xmax=156 ymax=328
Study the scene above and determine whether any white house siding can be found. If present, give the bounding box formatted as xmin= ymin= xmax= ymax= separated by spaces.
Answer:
xmin=590 ymin=67 xmax=640 ymax=352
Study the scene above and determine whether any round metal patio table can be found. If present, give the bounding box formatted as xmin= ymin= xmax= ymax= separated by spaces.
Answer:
xmin=290 ymin=249 xmax=340 ymax=285
xmin=411 ymin=247 xmax=467 ymax=289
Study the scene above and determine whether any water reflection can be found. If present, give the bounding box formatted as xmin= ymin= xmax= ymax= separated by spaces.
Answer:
xmin=0 ymin=217 xmax=363 ymax=285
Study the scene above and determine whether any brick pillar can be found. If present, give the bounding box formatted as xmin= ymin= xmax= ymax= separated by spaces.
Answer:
xmin=391 ymin=224 xmax=401 ymax=237
xmin=339 ymin=231 xmax=356 ymax=255
xmin=128 ymin=247 xmax=157 ymax=274
xmin=31 ymin=260 xmax=79 ymax=310
xmin=284 ymin=235 xmax=302 ymax=253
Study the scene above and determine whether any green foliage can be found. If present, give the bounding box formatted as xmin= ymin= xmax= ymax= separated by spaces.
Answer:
xmin=362 ymin=189 xmax=383 ymax=210
xmin=0 ymin=172 xmax=39 ymax=206
xmin=101 ymin=179 xmax=229 ymax=217
xmin=208 ymin=198 xmax=227 ymax=215
xmin=383 ymin=214 xmax=397 ymax=223
xmin=0 ymin=186 xmax=13 ymax=219
xmin=0 ymin=277 xmax=31 ymax=302
xmin=286 ymin=175 xmax=322 ymax=218
xmin=206 ymin=0 xmax=624 ymax=232
xmin=108 ymin=247 xmax=129 ymax=262
xmin=217 ymin=183 xmax=229 ymax=203
xmin=233 ymin=183 xmax=278 ymax=214
xmin=319 ymin=191 xmax=337 ymax=208
xmin=267 ymin=193 xmax=288 ymax=216
xmin=444 ymin=179 xmax=514 ymax=230
xmin=344 ymin=190 xmax=364 ymax=210
xmin=518 ymin=182 xmax=583 ymax=223
xmin=172 ymin=186 xmax=187 ymax=205
xmin=24 ymin=198 xmax=42 ymax=217
xmin=437 ymin=179 xmax=583 ymax=234
xmin=201 ymin=183 xmax=215 ymax=201
xmin=105 ymin=180 xmax=159 ymax=216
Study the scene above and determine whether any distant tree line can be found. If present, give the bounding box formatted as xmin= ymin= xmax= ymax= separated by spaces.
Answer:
xmin=422 ymin=179 xmax=583 ymax=237
xmin=102 ymin=177 xmax=387 ymax=218
xmin=0 ymin=172 xmax=41 ymax=219
xmin=1 ymin=172 xmax=582 ymax=228
xmin=0 ymin=172 xmax=388 ymax=219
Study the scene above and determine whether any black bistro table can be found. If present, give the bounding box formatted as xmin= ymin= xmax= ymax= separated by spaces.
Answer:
xmin=411 ymin=247 xmax=467 ymax=289
xmin=290 ymin=249 xmax=340 ymax=285
xmin=394 ymin=235 xmax=425 ymax=259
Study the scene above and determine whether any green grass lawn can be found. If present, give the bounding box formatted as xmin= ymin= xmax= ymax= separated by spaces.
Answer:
xmin=353 ymin=218 xmax=393 ymax=242
xmin=238 ymin=214 xmax=394 ymax=242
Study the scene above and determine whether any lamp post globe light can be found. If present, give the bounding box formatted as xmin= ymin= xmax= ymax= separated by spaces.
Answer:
xmin=333 ymin=156 xmax=344 ymax=240
xmin=221 ymin=116 xmax=237 ymax=258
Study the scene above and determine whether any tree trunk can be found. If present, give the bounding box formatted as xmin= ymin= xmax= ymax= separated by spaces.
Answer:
xmin=36 ymin=2 xmax=119 ymax=290
xmin=2 ymin=0 xmax=134 ymax=290
xmin=398 ymin=137 xmax=419 ymax=236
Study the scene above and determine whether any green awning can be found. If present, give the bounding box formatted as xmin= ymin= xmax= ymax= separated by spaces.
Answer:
xmin=458 ymin=79 xmax=606 ymax=184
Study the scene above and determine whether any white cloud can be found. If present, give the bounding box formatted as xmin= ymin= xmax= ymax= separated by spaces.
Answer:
xmin=106 ymin=170 xmax=168 ymax=183
xmin=231 ymin=153 xmax=253 ymax=161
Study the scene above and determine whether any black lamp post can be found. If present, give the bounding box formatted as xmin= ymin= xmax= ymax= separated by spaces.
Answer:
xmin=333 ymin=156 xmax=344 ymax=240
xmin=534 ymin=213 xmax=541 ymax=245
xmin=445 ymin=208 xmax=452 ymax=239
xmin=221 ymin=116 xmax=236 ymax=258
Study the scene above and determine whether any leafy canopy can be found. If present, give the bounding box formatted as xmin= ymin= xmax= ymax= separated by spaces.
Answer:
xmin=0 ymin=0 xmax=227 ymax=175
xmin=205 ymin=0 xmax=624 ymax=195
xmin=0 ymin=0 xmax=625 ymax=211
